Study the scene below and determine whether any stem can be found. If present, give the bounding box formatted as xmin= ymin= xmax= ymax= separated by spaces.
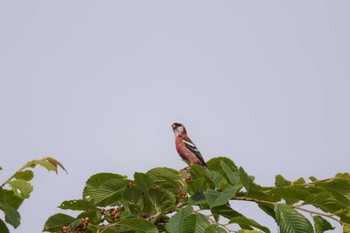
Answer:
xmin=303 ymin=178 xmax=334 ymax=187
xmin=234 ymin=196 xmax=350 ymax=227
xmin=193 ymin=210 xmax=237 ymax=233
xmin=1 ymin=164 xmax=28 ymax=187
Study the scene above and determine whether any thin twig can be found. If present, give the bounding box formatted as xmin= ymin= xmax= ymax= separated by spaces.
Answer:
xmin=234 ymin=196 xmax=350 ymax=227
xmin=303 ymin=178 xmax=334 ymax=187
xmin=193 ymin=210 xmax=237 ymax=233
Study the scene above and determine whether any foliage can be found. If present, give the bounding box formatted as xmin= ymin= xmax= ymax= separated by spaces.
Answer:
xmin=0 ymin=157 xmax=66 ymax=232
xmin=43 ymin=157 xmax=350 ymax=233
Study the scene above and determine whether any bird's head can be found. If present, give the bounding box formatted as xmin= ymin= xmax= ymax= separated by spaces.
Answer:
xmin=171 ymin=122 xmax=187 ymax=136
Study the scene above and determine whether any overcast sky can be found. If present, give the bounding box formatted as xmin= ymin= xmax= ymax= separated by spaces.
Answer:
xmin=1 ymin=1 xmax=349 ymax=232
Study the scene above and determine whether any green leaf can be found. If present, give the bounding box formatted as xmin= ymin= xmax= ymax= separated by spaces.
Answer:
xmin=189 ymin=192 xmax=207 ymax=205
xmin=257 ymin=203 xmax=276 ymax=220
xmin=313 ymin=215 xmax=335 ymax=233
xmin=207 ymin=157 xmax=238 ymax=172
xmin=211 ymin=204 xmax=244 ymax=219
xmin=335 ymin=172 xmax=350 ymax=180
xmin=89 ymin=224 xmax=130 ymax=233
xmin=59 ymin=199 xmax=96 ymax=210
xmin=238 ymin=167 xmax=266 ymax=198
xmin=204 ymin=185 xmax=236 ymax=208
xmin=0 ymin=189 xmax=24 ymax=209
xmin=275 ymin=175 xmax=292 ymax=187
xmin=43 ymin=213 xmax=75 ymax=232
xmin=8 ymin=179 xmax=33 ymax=199
xmin=121 ymin=186 xmax=144 ymax=216
xmin=275 ymin=204 xmax=313 ymax=233
xmin=181 ymin=214 xmax=210 ymax=233
xmin=309 ymin=176 xmax=318 ymax=182
xmin=83 ymin=173 xmax=129 ymax=206
xmin=203 ymin=224 xmax=227 ymax=233
xmin=205 ymin=170 xmax=228 ymax=190
xmin=304 ymin=192 xmax=345 ymax=213
xmin=13 ymin=170 xmax=34 ymax=181
xmin=116 ymin=218 xmax=158 ymax=233
xmin=316 ymin=178 xmax=350 ymax=200
xmin=220 ymin=161 xmax=242 ymax=191
xmin=0 ymin=202 xmax=21 ymax=228
xmin=237 ymin=230 xmax=262 ymax=233
xmin=167 ymin=205 xmax=193 ymax=233
xmin=269 ymin=187 xmax=311 ymax=205
xmin=134 ymin=172 xmax=153 ymax=194
xmin=229 ymin=216 xmax=270 ymax=233
xmin=186 ymin=177 xmax=208 ymax=193
xmin=23 ymin=157 xmax=67 ymax=174
xmin=146 ymin=167 xmax=182 ymax=182
xmin=148 ymin=188 xmax=176 ymax=214
xmin=0 ymin=219 xmax=9 ymax=233
xmin=293 ymin=177 xmax=306 ymax=185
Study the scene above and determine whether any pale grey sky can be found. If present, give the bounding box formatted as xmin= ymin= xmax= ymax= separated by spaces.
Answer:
xmin=1 ymin=1 xmax=349 ymax=232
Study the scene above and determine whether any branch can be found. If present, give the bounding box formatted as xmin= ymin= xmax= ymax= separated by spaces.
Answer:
xmin=193 ymin=210 xmax=237 ymax=233
xmin=234 ymin=196 xmax=350 ymax=227
xmin=303 ymin=178 xmax=334 ymax=187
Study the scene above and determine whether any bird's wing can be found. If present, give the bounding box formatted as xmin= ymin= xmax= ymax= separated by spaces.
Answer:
xmin=182 ymin=136 xmax=207 ymax=166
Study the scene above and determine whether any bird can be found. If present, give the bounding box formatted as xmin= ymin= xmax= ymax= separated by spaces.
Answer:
xmin=171 ymin=122 xmax=207 ymax=167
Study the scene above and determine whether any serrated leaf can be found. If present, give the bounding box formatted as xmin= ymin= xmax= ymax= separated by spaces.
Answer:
xmin=275 ymin=175 xmax=292 ymax=187
xmin=293 ymin=177 xmax=306 ymax=185
xmin=146 ymin=167 xmax=182 ymax=182
xmin=229 ymin=216 xmax=270 ymax=233
xmin=204 ymin=185 xmax=236 ymax=208
xmin=204 ymin=224 xmax=226 ymax=233
xmin=335 ymin=173 xmax=350 ymax=180
xmin=134 ymin=172 xmax=153 ymax=194
xmin=83 ymin=173 xmax=129 ymax=206
xmin=275 ymin=204 xmax=313 ymax=233
xmin=189 ymin=192 xmax=207 ymax=205
xmin=211 ymin=205 xmax=244 ymax=219
xmin=257 ymin=203 xmax=276 ymax=220
xmin=122 ymin=186 xmax=144 ymax=216
xmin=59 ymin=199 xmax=95 ymax=210
xmin=205 ymin=170 xmax=228 ymax=190
xmin=186 ymin=177 xmax=208 ymax=193
xmin=304 ymin=192 xmax=345 ymax=213
xmin=0 ymin=189 xmax=24 ymax=209
xmin=309 ymin=176 xmax=318 ymax=182
xmin=237 ymin=230 xmax=262 ymax=233
xmin=43 ymin=213 xmax=75 ymax=232
xmin=316 ymin=179 xmax=350 ymax=200
xmin=0 ymin=219 xmax=9 ymax=233
xmin=13 ymin=170 xmax=34 ymax=181
xmin=221 ymin=161 xmax=242 ymax=191
xmin=207 ymin=157 xmax=238 ymax=172
xmin=167 ymin=205 xmax=193 ymax=233
xmin=239 ymin=167 xmax=266 ymax=198
xmin=8 ymin=179 xmax=33 ymax=199
xmin=181 ymin=214 xmax=210 ymax=233
xmin=89 ymin=224 xmax=130 ymax=233
xmin=269 ymin=187 xmax=311 ymax=205
xmin=313 ymin=215 xmax=335 ymax=233
xmin=116 ymin=218 xmax=157 ymax=233
xmin=0 ymin=202 xmax=21 ymax=228
xmin=23 ymin=157 xmax=67 ymax=174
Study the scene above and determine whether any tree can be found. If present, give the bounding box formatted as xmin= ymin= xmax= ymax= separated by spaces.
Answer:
xmin=0 ymin=157 xmax=66 ymax=233
xmin=43 ymin=157 xmax=350 ymax=233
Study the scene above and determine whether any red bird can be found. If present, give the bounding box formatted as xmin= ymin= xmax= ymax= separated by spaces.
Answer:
xmin=171 ymin=122 xmax=207 ymax=167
